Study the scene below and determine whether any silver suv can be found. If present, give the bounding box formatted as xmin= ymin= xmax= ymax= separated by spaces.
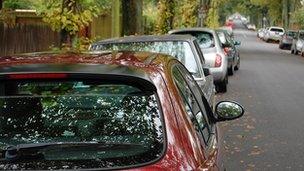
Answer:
xmin=169 ymin=28 xmax=228 ymax=93
xmin=264 ymin=27 xmax=285 ymax=42
xmin=90 ymin=35 xmax=216 ymax=104
xmin=291 ymin=30 xmax=304 ymax=55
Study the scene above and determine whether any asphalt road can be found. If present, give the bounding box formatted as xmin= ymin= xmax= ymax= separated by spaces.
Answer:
xmin=218 ymin=28 xmax=304 ymax=170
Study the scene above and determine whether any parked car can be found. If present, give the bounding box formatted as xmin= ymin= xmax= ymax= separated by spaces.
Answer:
xmin=216 ymin=29 xmax=241 ymax=76
xmin=247 ymin=24 xmax=256 ymax=31
xmin=168 ymin=28 xmax=229 ymax=93
xmin=219 ymin=26 xmax=234 ymax=38
xmin=90 ymin=35 xmax=216 ymax=99
xmin=263 ymin=26 xmax=285 ymax=42
xmin=225 ymin=19 xmax=235 ymax=29
xmin=300 ymin=46 xmax=304 ymax=57
xmin=279 ymin=30 xmax=297 ymax=50
xmin=257 ymin=28 xmax=265 ymax=38
xmin=261 ymin=27 xmax=269 ymax=40
xmin=0 ymin=51 xmax=244 ymax=170
xmin=291 ymin=30 xmax=304 ymax=55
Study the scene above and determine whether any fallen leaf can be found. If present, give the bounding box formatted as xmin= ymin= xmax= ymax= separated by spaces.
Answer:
xmin=246 ymin=125 xmax=255 ymax=129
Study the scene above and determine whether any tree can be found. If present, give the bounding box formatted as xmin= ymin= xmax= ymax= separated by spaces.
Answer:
xmin=205 ymin=0 xmax=220 ymax=28
xmin=156 ymin=0 xmax=175 ymax=34
xmin=288 ymin=0 xmax=302 ymax=28
xmin=292 ymin=6 xmax=304 ymax=29
xmin=250 ymin=0 xmax=282 ymax=25
xmin=197 ymin=0 xmax=211 ymax=27
xmin=143 ymin=0 xmax=158 ymax=34
xmin=282 ymin=0 xmax=289 ymax=29
xmin=176 ymin=0 xmax=198 ymax=28
xmin=2 ymin=0 xmax=33 ymax=9
xmin=122 ymin=0 xmax=143 ymax=35
xmin=35 ymin=0 xmax=102 ymax=48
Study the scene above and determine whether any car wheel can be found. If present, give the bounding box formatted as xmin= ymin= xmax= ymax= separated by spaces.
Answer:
xmin=235 ymin=60 xmax=240 ymax=70
xmin=216 ymin=75 xmax=228 ymax=93
xmin=216 ymin=81 xmax=227 ymax=93
xmin=279 ymin=44 xmax=284 ymax=49
xmin=216 ymin=82 xmax=227 ymax=93
xmin=291 ymin=48 xmax=294 ymax=54
xmin=228 ymin=66 xmax=234 ymax=76
xmin=295 ymin=50 xmax=299 ymax=55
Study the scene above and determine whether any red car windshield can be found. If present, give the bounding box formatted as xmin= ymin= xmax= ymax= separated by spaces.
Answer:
xmin=0 ymin=78 xmax=164 ymax=170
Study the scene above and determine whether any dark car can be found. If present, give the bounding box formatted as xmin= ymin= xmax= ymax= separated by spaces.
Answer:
xmin=90 ymin=35 xmax=216 ymax=102
xmin=216 ymin=29 xmax=241 ymax=76
xmin=279 ymin=30 xmax=297 ymax=50
xmin=169 ymin=28 xmax=229 ymax=93
xmin=0 ymin=52 xmax=244 ymax=170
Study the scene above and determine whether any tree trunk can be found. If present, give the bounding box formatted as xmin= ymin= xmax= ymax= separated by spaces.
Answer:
xmin=156 ymin=0 xmax=175 ymax=34
xmin=0 ymin=0 xmax=3 ymax=10
xmin=122 ymin=0 xmax=143 ymax=36
xmin=111 ymin=0 xmax=121 ymax=37
xmin=282 ymin=0 xmax=289 ymax=29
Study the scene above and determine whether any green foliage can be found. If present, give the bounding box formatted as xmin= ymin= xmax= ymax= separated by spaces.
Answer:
xmin=36 ymin=0 xmax=100 ymax=35
xmin=156 ymin=0 xmax=200 ymax=33
xmin=49 ymin=36 xmax=100 ymax=53
xmin=143 ymin=0 xmax=158 ymax=34
xmin=0 ymin=9 xmax=15 ymax=26
xmin=156 ymin=0 xmax=175 ymax=34
xmin=0 ymin=0 xmax=37 ymax=26
xmin=206 ymin=0 xmax=221 ymax=28
xmin=2 ymin=0 xmax=34 ymax=10
xmin=251 ymin=0 xmax=281 ymax=25
xmin=292 ymin=7 xmax=304 ymax=29
xmin=217 ymin=0 xmax=283 ymax=27
xmin=175 ymin=0 xmax=198 ymax=28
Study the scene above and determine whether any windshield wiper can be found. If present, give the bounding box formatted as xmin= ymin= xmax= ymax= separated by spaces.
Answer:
xmin=0 ymin=142 xmax=142 ymax=161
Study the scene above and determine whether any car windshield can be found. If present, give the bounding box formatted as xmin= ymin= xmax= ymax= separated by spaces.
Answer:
xmin=0 ymin=79 xmax=164 ymax=170
xmin=216 ymin=31 xmax=228 ymax=44
xmin=287 ymin=31 xmax=296 ymax=37
xmin=299 ymin=32 xmax=304 ymax=39
xmin=93 ymin=41 xmax=200 ymax=77
xmin=173 ymin=32 xmax=215 ymax=49
xmin=270 ymin=28 xmax=284 ymax=32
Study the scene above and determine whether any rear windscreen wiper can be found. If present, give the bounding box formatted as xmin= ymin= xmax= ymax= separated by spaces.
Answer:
xmin=0 ymin=141 xmax=142 ymax=161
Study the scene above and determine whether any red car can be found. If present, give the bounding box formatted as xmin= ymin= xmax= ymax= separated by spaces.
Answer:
xmin=0 ymin=52 xmax=243 ymax=170
xmin=225 ymin=20 xmax=235 ymax=29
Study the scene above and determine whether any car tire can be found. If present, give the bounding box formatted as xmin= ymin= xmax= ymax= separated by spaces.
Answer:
xmin=279 ymin=44 xmax=284 ymax=49
xmin=295 ymin=50 xmax=299 ymax=55
xmin=235 ymin=60 xmax=240 ymax=70
xmin=216 ymin=81 xmax=227 ymax=93
xmin=216 ymin=75 xmax=228 ymax=93
xmin=228 ymin=66 xmax=234 ymax=76
xmin=291 ymin=48 xmax=294 ymax=54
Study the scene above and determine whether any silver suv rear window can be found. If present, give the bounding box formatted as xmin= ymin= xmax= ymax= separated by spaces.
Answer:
xmin=270 ymin=28 xmax=284 ymax=32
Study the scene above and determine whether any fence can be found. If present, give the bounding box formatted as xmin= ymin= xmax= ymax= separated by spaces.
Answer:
xmin=0 ymin=9 xmax=122 ymax=56
xmin=0 ymin=22 xmax=60 ymax=56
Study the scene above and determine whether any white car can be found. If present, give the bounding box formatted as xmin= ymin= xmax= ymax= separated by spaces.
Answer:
xmin=257 ymin=28 xmax=265 ymax=38
xmin=291 ymin=30 xmax=304 ymax=55
xmin=264 ymin=27 xmax=285 ymax=42
xmin=247 ymin=24 xmax=256 ymax=31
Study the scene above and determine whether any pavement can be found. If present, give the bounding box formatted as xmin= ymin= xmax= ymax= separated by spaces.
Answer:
xmin=217 ymin=28 xmax=304 ymax=170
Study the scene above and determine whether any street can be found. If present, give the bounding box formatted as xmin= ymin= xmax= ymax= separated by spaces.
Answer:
xmin=218 ymin=29 xmax=304 ymax=170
